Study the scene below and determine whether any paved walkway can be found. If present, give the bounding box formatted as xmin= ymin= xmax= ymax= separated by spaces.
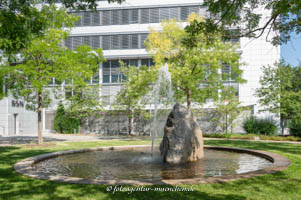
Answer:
xmin=0 ymin=133 xmax=148 ymax=146
xmin=1 ymin=133 xmax=301 ymax=146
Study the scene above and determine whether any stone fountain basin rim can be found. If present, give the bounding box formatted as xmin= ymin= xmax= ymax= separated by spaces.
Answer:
xmin=14 ymin=145 xmax=290 ymax=185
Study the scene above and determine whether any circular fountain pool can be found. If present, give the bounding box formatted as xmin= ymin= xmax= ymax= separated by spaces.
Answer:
xmin=14 ymin=145 xmax=290 ymax=185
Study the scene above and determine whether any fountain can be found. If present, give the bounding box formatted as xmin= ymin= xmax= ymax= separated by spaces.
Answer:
xmin=151 ymin=65 xmax=203 ymax=164
xmin=14 ymin=65 xmax=290 ymax=185
xmin=150 ymin=64 xmax=174 ymax=156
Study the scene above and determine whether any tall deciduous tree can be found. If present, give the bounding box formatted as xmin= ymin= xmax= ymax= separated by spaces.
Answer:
xmin=146 ymin=16 xmax=244 ymax=109
xmin=113 ymin=64 xmax=157 ymax=135
xmin=255 ymin=61 xmax=301 ymax=135
xmin=213 ymin=87 xmax=248 ymax=135
xmin=64 ymin=84 xmax=103 ymax=132
xmin=2 ymin=24 xmax=104 ymax=144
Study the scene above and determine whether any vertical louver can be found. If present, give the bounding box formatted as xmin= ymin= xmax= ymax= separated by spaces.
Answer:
xmin=83 ymin=12 xmax=91 ymax=26
xmin=159 ymin=7 xmax=169 ymax=21
xmin=102 ymin=10 xmax=111 ymax=25
xmin=112 ymin=10 xmax=120 ymax=25
xmin=92 ymin=11 xmax=100 ymax=25
xmin=140 ymin=34 xmax=148 ymax=49
xmin=150 ymin=8 xmax=159 ymax=23
xmin=121 ymin=9 xmax=130 ymax=25
xmin=92 ymin=36 xmax=100 ymax=49
xmin=140 ymin=8 xmax=150 ymax=24
xmin=121 ymin=34 xmax=130 ymax=49
xmin=131 ymin=34 xmax=138 ymax=49
xmin=102 ymin=35 xmax=111 ymax=50
xmin=130 ymin=9 xmax=139 ymax=24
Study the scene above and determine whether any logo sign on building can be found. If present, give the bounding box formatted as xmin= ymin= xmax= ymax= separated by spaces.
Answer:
xmin=11 ymin=100 xmax=24 ymax=108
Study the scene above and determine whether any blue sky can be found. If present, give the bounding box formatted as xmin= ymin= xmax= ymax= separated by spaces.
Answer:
xmin=281 ymin=32 xmax=301 ymax=67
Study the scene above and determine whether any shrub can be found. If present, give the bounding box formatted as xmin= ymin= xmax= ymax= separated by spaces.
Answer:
xmin=289 ymin=118 xmax=301 ymax=137
xmin=242 ymin=116 xmax=258 ymax=134
xmin=54 ymin=103 xmax=80 ymax=134
xmin=243 ymin=116 xmax=278 ymax=135
xmin=63 ymin=116 xmax=80 ymax=134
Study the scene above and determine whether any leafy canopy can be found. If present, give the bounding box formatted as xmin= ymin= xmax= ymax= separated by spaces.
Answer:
xmin=2 ymin=27 xmax=104 ymax=111
xmin=146 ymin=15 xmax=244 ymax=107
xmin=255 ymin=61 xmax=301 ymax=135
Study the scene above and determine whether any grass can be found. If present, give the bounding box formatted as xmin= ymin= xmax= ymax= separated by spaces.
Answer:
xmin=1 ymin=139 xmax=301 ymax=200
xmin=203 ymin=133 xmax=301 ymax=142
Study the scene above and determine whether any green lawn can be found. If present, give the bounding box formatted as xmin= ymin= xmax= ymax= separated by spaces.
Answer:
xmin=1 ymin=139 xmax=301 ymax=200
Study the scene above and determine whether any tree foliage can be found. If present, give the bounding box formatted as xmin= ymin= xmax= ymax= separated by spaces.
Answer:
xmin=0 ymin=10 xmax=104 ymax=143
xmin=255 ymin=62 xmax=301 ymax=135
xmin=0 ymin=4 xmax=78 ymax=62
xmin=202 ymin=0 xmax=301 ymax=45
xmin=54 ymin=103 xmax=80 ymax=134
xmin=213 ymin=88 xmax=248 ymax=134
xmin=146 ymin=16 xmax=244 ymax=109
xmin=113 ymin=63 xmax=157 ymax=135
xmin=64 ymin=84 xmax=103 ymax=127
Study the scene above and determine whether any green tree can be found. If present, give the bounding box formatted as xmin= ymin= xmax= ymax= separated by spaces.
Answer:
xmin=113 ymin=63 xmax=157 ymax=135
xmin=54 ymin=102 xmax=80 ymax=134
xmin=213 ymin=88 xmax=248 ymax=135
xmin=202 ymin=0 xmax=301 ymax=45
xmin=255 ymin=62 xmax=301 ymax=135
xmin=1 ymin=23 xmax=104 ymax=144
xmin=54 ymin=103 xmax=66 ymax=133
xmin=64 ymin=85 xmax=103 ymax=132
xmin=146 ymin=16 xmax=244 ymax=109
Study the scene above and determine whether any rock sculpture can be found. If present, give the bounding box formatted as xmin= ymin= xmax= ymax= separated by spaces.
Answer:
xmin=160 ymin=103 xmax=204 ymax=163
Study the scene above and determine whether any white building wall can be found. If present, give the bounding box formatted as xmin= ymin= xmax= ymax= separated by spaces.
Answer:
xmin=0 ymin=98 xmax=8 ymax=135
xmin=0 ymin=97 xmax=38 ymax=135
xmin=239 ymin=7 xmax=280 ymax=116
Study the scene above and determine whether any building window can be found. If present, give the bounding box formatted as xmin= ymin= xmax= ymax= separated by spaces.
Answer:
xmin=222 ymin=64 xmax=239 ymax=81
xmin=141 ymin=58 xmax=154 ymax=67
xmin=102 ymin=58 xmax=154 ymax=83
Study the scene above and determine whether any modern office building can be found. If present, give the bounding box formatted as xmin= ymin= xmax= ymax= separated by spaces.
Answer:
xmin=0 ymin=0 xmax=280 ymax=135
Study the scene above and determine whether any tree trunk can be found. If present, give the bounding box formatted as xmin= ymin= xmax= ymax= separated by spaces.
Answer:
xmin=187 ymin=88 xmax=191 ymax=109
xmin=281 ymin=118 xmax=285 ymax=137
xmin=128 ymin=110 xmax=133 ymax=136
xmin=38 ymin=92 xmax=43 ymax=144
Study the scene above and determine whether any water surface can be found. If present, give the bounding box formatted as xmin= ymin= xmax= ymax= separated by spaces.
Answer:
xmin=34 ymin=147 xmax=272 ymax=181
